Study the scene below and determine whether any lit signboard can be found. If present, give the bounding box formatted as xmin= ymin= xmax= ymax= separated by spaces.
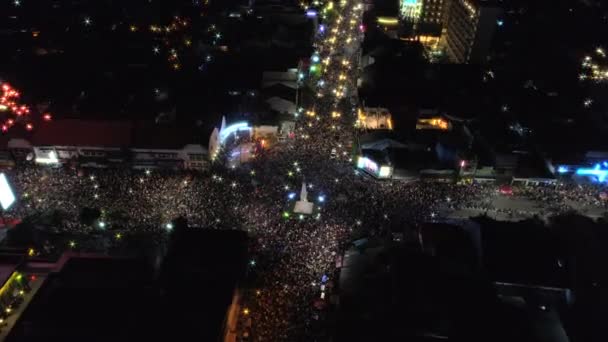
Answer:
xmin=357 ymin=156 xmax=392 ymax=178
xmin=416 ymin=118 xmax=450 ymax=130
xmin=357 ymin=156 xmax=379 ymax=173
xmin=35 ymin=150 xmax=59 ymax=164
xmin=379 ymin=166 xmax=392 ymax=178
xmin=0 ymin=173 xmax=16 ymax=210
xmin=377 ymin=17 xmax=399 ymax=25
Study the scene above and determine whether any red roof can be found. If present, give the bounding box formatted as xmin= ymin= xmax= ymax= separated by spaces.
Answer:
xmin=29 ymin=119 xmax=201 ymax=150
xmin=31 ymin=120 xmax=132 ymax=148
xmin=131 ymin=121 xmax=199 ymax=149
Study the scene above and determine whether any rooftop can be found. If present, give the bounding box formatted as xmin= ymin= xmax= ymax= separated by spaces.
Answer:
xmin=30 ymin=119 xmax=205 ymax=150
xmin=160 ymin=228 xmax=249 ymax=341
xmin=7 ymin=256 xmax=158 ymax=341
xmin=31 ymin=120 xmax=132 ymax=148
xmin=7 ymin=228 xmax=248 ymax=341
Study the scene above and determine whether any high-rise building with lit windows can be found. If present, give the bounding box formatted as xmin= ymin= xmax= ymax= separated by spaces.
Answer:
xmin=400 ymin=0 xmax=446 ymax=24
xmin=420 ymin=0 xmax=446 ymax=26
xmin=443 ymin=0 xmax=502 ymax=64
xmin=400 ymin=0 xmax=423 ymax=22
xmin=400 ymin=0 xmax=447 ymax=35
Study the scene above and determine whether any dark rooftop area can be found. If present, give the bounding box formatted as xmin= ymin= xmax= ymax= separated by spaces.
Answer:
xmin=7 ymin=256 xmax=158 ymax=341
xmin=7 ymin=229 xmax=248 ymax=341
xmin=160 ymin=228 xmax=249 ymax=341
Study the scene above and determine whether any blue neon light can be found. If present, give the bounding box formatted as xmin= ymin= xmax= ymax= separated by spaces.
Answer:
xmin=219 ymin=122 xmax=252 ymax=144
xmin=317 ymin=195 xmax=325 ymax=203
xmin=288 ymin=192 xmax=296 ymax=200
xmin=576 ymin=163 xmax=608 ymax=182
xmin=557 ymin=166 xmax=568 ymax=174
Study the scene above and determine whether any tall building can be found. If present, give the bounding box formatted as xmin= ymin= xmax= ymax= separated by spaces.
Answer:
xmin=443 ymin=0 xmax=502 ymax=64
xmin=420 ymin=0 xmax=446 ymax=26
xmin=400 ymin=0 xmax=423 ymax=22
xmin=400 ymin=0 xmax=446 ymax=33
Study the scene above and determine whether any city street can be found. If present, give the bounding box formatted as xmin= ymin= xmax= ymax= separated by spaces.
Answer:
xmin=2 ymin=1 xmax=608 ymax=341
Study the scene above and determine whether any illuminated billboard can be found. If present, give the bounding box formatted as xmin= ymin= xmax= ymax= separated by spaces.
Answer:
xmin=379 ymin=166 xmax=392 ymax=178
xmin=35 ymin=150 xmax=59 ymax=164
xmin=0 ymin=173 xmax=16 ymax=210
xmin=357 ymin=156 xmax=379 ymax=173
xmin=356 ymin=156 xmax=393 ymax=179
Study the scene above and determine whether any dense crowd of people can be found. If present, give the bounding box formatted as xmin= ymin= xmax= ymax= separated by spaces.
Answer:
xmin=2 ymin=1 xmax=608 ymax=341
xmin=6 ymin=152 xmax=607 ymax=341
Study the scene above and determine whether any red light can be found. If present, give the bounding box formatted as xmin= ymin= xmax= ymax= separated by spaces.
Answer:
xmin=499 ymin=185 xmax=513 ymax=195
xmin=460 ymin=160 xmax=466 ymax=168
xmin=30 ymin=275 xmax=37 ymax=281
xmin=2 ymin=85 xmax=9 ymax=91
xmin=1 ymin=125 xmax=7 ymax=132
xmin=43 ymin=113 xmax=52 ymax=121
xmin=7 ymin=119 xmax=14 ymax=125
xmin=25 ymin=123 xmax=33 ymax=131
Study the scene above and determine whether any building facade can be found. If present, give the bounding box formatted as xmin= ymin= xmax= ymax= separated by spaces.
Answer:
xmin=14 ymin=120 xmax=208 ymax=170
xmin=421 ymin=0 xmax=446 ymax=24
xmin=443 ymin=0 xmax=502 ymax=64
xmin=400 ymin=0 xmax=447 ymax=34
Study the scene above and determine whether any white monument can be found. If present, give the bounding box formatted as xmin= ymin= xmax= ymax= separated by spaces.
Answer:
xmin=220 ymin=115 xmax=227 ymax=133
xmin=294 ymin=182 xmax=314 ymax=214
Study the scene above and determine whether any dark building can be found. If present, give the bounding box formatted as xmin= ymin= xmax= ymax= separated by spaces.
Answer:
xmin=6 ymin=229 xmax=249 ymax=341
xmin=6 ymin=256 xmax=158 ymax=341
xmin=160 ymin=228 xmax=249 ymax=341
xmin=444 ymin=0 xmax=502 ymax=63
